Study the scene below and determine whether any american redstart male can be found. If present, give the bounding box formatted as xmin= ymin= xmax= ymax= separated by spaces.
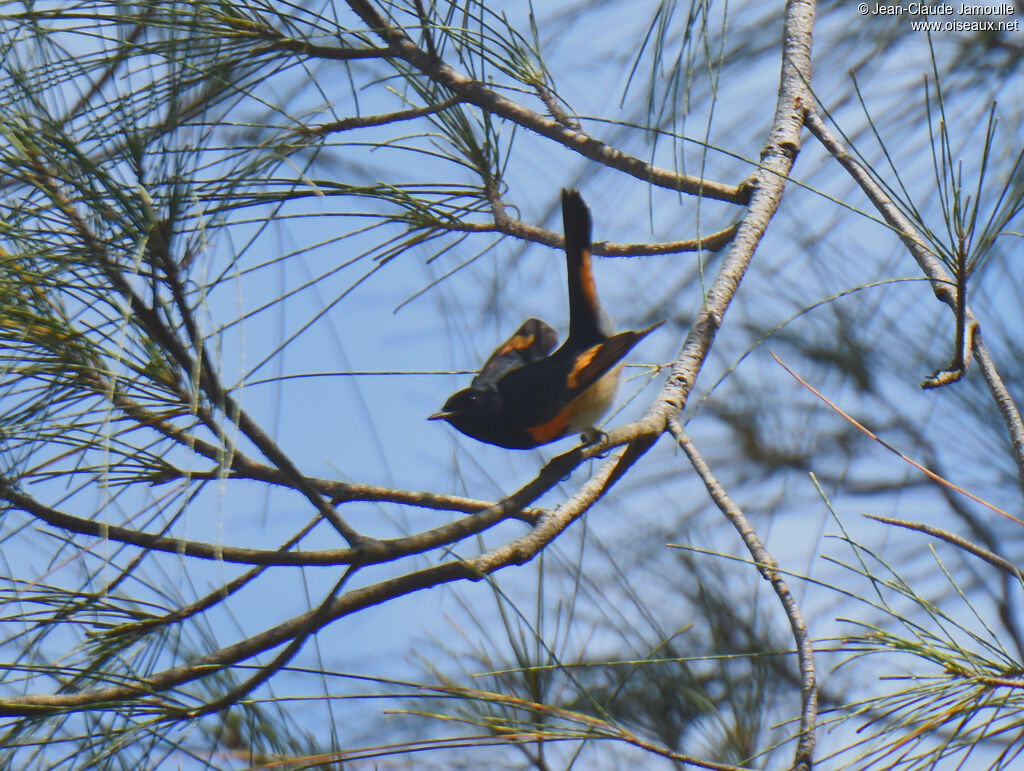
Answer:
xmin=429 ymin=189 xmax=662 ymax=449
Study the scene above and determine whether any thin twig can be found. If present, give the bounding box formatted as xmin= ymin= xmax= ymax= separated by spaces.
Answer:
xmin=864 ymin=515 xmax=1024 ymax=580
xmin=772 ymin=350 xmax=1022 ymax=527
xmin=300 ymin=98 xmax=462 ymax=136
xmin=672 ymin=423 xmax=818 ymax=771
xmin=447 ymin=212 xmax=739 ymax=255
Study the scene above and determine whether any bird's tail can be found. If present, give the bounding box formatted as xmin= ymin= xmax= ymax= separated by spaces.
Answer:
xmin=561 ymin=188 xmax=612 ymax=343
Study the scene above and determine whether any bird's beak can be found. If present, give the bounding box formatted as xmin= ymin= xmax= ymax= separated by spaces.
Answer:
xmin=427 ymin=410 xmax=453 ymax=421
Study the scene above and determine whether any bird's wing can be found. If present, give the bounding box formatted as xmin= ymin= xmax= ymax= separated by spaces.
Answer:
xmin=471 ymin=317 xmax=559 ymax=389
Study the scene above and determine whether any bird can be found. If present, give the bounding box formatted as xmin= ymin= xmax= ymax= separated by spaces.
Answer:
xmin=429 ymin=188 xmax=661 ymax=449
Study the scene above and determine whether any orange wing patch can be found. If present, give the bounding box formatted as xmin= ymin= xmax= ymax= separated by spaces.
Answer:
xmin=495 ymin=332 xmax=536 ymax=357
xmin=566 ymin=343 xmax=602 ymax=389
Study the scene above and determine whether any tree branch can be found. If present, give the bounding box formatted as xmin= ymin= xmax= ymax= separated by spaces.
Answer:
xmin=343 ymin=0 xmax=749 ymax=204
xmin=804 ymin=110 xmax=1024 ymax=498
xmin=672 ymin=423 xmax=817 ymax=771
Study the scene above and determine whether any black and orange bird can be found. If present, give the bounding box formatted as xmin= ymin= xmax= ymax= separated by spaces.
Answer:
xmin=429 ymin=189 xmax=661 ymax=449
